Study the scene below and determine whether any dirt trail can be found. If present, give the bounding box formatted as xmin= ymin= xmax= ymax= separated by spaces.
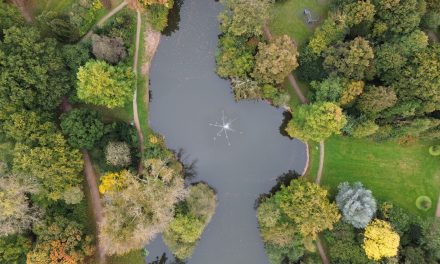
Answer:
xmin=316 ymin=237 xmax=330 ymax=264
xmin=141 ymin=22 xmax=161 ymax=75
xmin=132 ymin=10 xmax=145 ymax=174
xmin=12 ymin=0 xmax=33 ymax=22
xmin=83 ymin=1 xmax=128 ymax=40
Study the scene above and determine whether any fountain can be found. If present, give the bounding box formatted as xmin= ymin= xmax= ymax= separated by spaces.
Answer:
xmin=209 ymin=110 xmax=242 ymax=146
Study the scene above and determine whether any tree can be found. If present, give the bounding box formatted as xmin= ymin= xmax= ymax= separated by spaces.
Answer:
xmin=60 ymin=109 xmax=105 ymax=150
xmin=0 ymin=26 xmax=69 ymax=114
xmin=357 ymin=86 xmax=397 ymax=115
xmin=253 ymin=35 xmax=299 ymax=84
xmin=105 ymin=141 xmax=132 ymax=167
xmin=100 ymin=160 xmax=185 ymax=255
xmin=77 ymin=60 xmax=134 ymax=108
xmin=91 ymin=34 xmax=127 ymax=64
xmin=340 ymin=80 xmax=364 ymax=106
xmin=2 ymin=110 xmax=56 ymax=147
xmin=342 ymin=0 xmax=375 ymax=26
xmin=323 ymin=37 xmax=374 ymax=80
xmin=363 ymin=219 xmax=400 ymax=261
xmin=216 ymin=33 xmax=255 ymax=79
xmin=163 ymin=183 xmax=216 ymax=260
xmin=0 ymin=176 xmax=41 ymax=236
xmin=308 ymin=13 xmax=348 ymax=55
xmin=0 ymin=1 xmax=24 ymax=37
xmin=258 ymin=179 xmax=340 ymax=254
xmin=395 ymin=45 xmax=440 ymax=113
xmin=311 ymin=76 xmax=345 ymax=103
xmin=12 ymin=134 xmax=84 ymax=204
xmin=219 ymin=0 xmax=271 ymax=37
xmin=231 ymin=78 xmax=262 ymax=101
xmin=421 ymin=219 xmax=440 ymax=260
xmin=372 ymin=0 xmax=422 ymax=36
xmin=27 ymin=216 xmax=95 ymax=264
xmin=0 ymin=235 xmax=32 ymax=264
xmin=351 ymin=120 xmax=379 ymax=138
xmin=336 ymin=182 xmax=377 ymax=228
xmin=286 ymin=102 xmax=347 ymax=142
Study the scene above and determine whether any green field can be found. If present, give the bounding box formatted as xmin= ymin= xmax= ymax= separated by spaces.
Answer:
xmin=269 ymin=0 xmax=330 ymax=47
xmin=108 ymin=250 xmax=145 ymax=264
xmin=315 ymin=136 xmax=440 ymax=217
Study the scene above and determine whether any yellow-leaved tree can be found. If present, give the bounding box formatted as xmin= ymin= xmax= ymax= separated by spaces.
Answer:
xmin=363 ymin=219 xmax=400 ymax=260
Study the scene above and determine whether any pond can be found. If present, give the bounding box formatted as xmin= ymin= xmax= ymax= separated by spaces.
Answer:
xmin=147 ymin=0 xmax=307 ymax=263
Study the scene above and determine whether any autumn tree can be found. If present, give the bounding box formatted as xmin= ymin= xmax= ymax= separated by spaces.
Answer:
xmin=105 ymin=141 xmax=132 ymax=167
xmin=26 ymin=216 xmax=95 ymax=264
xmin=216 ymin=34 xmax=255 ymax=79
xmin=219 ymin=0 xmax=271 ymax=37
xmin=340 ymin=80 xmax=364 ymax=106
xmin=0 ymin=176 xmax=41 ymax=236
xmin=91 ymin=34 xmax=127 ymax=64
xmin=286 ymin=102 xmax=347 ymax=142
xmin=323 ymin=37 xmax=374 ymax=80
xmin=363 ymin=219 xmax=400 ymax=260
xmin=357 ymin=86 xmax=397 ymax=115
xmin=336 ymin=182 xmax=377 ymax=228
xmin=253 ymin=35 xmax=298 ymax=84
xmin=342 ymin=0 xmax=375 ymax=26
xmin=60 ymin=109 xmax=105 ymax=150
xmin=0 ymin=26 xmax=69 ymax=115
xmin=100 ymin=160 xmax=185 ymax=255
xmin=77 ymin=60 xmax=135 ymax=108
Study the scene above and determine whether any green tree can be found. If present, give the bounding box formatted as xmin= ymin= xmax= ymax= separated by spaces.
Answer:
xmin=12 ymin=135 xmax=84 ymax=204
xmin=323 ymin=37 xmax=374 ymax=80
xmin=216 ymin=34 xmax=255 ymax=79
xmin=0 ymin=26 xmax=70 ymax=114
xmin=60 ymin=109 xmax=105 ymax=150
xmin=308 ymin=13 xmax=348 ymax=55
xmin=2 ymin=110 xmax=56 ymax=147
xmin=0 ymin=1 xmax=24 ymax=37
xmin=421 ymin=219 xmax=440 ymax=260
xmin=357 ymin=86 xmax=397 ymax=115
xmin=311 ymin=76 xmax=345 ymax=103
xmin=286 ymin=102 xmax=347 ymax=142
xmin=219 ymin=0 xmax=271 ymax=37
xmin=0 ymin=235 xmax=32 ymax=264
xmin=77 ymin=60 xmax=135 ymax=108
xmin=372 ymin=0 xmax=422 ymax=37
xmin=253 ymin=35 xmax=299 ymax=85
xmin=395 ymin=45 xmax=440 ymax=113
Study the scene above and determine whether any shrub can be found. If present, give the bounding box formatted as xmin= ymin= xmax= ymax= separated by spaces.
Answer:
xmin=105 ymin=141 xmax=132 ymax=167
xmin=415 ymin=196 xmax=432 ymax=211
xmin=336 ymin=182 xmax=377 ymax=228
xmin=429 ymin=145 xmax=440 ymax=156
xmin=147 ymin=2 xmax=172 ymax=32
xmin=91 ymin=34 xmax=127 ymax=64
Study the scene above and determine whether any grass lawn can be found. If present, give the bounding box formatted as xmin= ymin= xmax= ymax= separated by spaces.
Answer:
xmin=316 ymin=136 xmax=440 ymax=217
xmin=269 ymin=0 xmax=330 ymax=47
xmin=137 ymin=14 xmax=150 ymax=139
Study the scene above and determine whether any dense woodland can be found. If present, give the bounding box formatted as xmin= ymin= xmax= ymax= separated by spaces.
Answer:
xmin=0 ymin=0 xmax=215 ymax=263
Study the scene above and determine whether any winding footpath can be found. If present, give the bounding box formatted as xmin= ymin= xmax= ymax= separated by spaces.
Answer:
xmin=262 ymin=23 xmax=328 ymax=264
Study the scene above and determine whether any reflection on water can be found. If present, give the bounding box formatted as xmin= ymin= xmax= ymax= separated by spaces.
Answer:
xmin=162 ymin=0 xmax=184 ymax=36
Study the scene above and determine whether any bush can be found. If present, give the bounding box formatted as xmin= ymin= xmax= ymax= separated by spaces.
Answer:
xmin=60 ymin=109 xmax=105 ymax=150
xmin=429 ymin=145 xmax=440 ymax=156
xmin=415 ymin=196 xmax=432 ymax=211
xmin=147 ymin=2 xmax=172 ymax=32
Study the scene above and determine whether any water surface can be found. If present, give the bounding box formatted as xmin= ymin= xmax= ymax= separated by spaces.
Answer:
xmin=147 ymin=0 xmax=307 ymax=263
